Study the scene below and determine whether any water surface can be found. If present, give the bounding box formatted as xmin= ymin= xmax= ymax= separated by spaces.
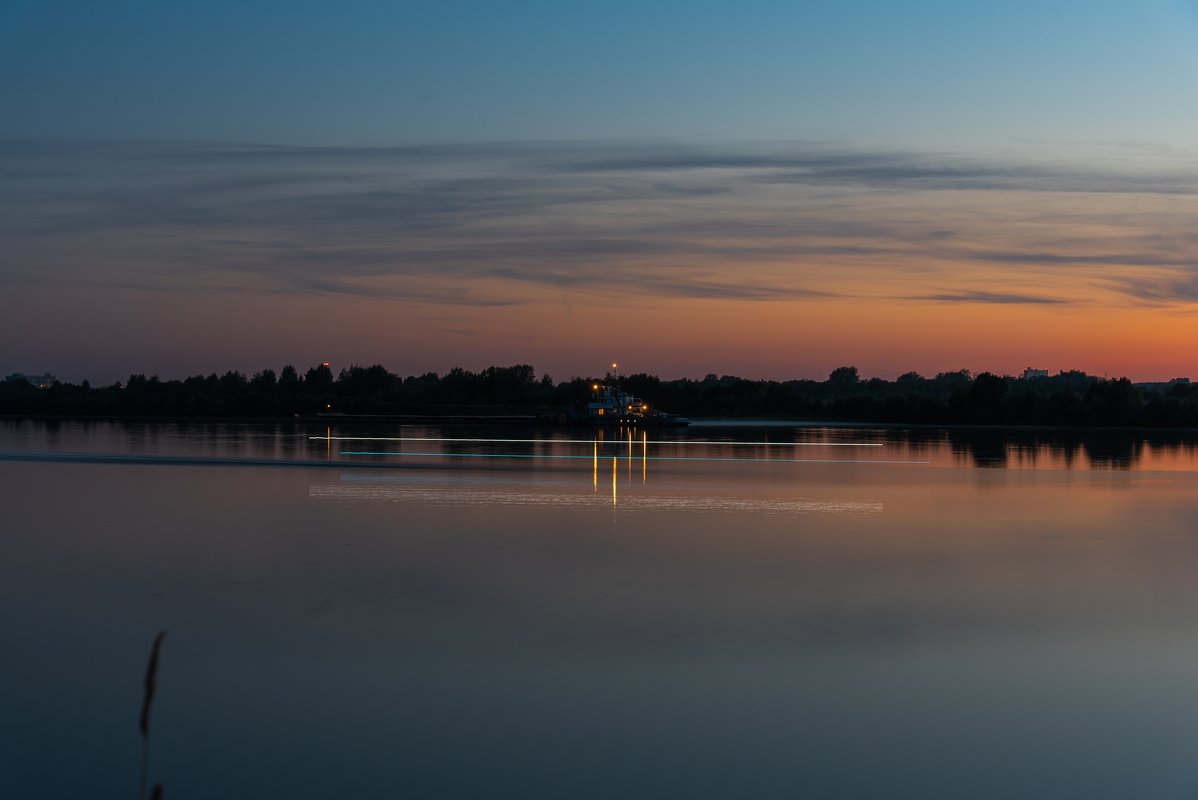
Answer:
xmin=4 ymin=421 xmax=1198 ymax=798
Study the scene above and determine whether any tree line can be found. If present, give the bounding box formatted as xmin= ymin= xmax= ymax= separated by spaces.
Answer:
xmin=2 ymin=362 xmax=1197 ymax=427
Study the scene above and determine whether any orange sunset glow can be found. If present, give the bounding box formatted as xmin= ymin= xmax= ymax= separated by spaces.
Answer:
xmin=5 ymin=145 xmax=1195 ymax=383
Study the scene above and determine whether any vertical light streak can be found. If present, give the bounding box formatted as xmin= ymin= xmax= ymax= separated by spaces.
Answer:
xmin=642 ymin=431 xmax=647 ymax=483
xmin=612 ymin=455 xmax=617 ymax=507
xmin=593 ymin=440 xmax=598 ymax=492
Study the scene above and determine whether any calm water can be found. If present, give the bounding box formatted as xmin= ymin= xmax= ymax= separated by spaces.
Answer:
xmin=5 ymin=420 xmax=1198 ymax=798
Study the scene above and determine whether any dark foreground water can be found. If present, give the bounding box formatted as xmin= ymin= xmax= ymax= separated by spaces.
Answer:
xmin=5 ymin=420 xmax=1198 ymax=798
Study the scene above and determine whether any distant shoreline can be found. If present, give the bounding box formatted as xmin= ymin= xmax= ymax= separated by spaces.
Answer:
xmin=4 ymin=363 xmax=1197 ymax=428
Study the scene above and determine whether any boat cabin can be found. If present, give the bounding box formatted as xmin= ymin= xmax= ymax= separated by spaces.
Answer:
xmin=586 ymin=383 xmax=649 ymax=421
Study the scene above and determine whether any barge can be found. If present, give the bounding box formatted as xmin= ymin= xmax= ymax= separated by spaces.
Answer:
xmin=567 ymin=383 xmax=690 ymax=427
xmin=293 ymin=384 xmax=689 ymax=427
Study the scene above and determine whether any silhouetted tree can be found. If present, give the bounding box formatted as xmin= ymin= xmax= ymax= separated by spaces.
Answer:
xmin=251 ymin=369 xmax=277 ymax=388
xmin=4 ymin=361 xmax=1197 ymax=427
xmin=828 ymin=366 xmax=860 ymax=386
xmin=304 ymin=364 xmax=333 ymax=388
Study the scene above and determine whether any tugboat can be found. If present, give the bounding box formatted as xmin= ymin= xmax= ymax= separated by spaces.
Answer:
xmin=567 ymin=383 xmax=690 ymax=427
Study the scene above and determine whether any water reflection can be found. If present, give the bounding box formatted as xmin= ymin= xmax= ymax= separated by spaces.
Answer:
xmin=307 ymin=479 xmax=885 ymax=514
xmin=4 ymin=420 xmax=1198 ymax=473
xmin=328 ymin=432 xmax=905 ymax=469
xmin=8 ymin=420 xmax=1198 ymax=798
xmin=938 ymin=428 xmax=1160 ymax=470
xmin=611 ymin=454 xmax=617 ymax=508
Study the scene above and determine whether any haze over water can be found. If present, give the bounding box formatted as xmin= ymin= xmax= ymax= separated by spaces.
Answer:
xmin=6 ymin=420 xmax=1198 ymax=798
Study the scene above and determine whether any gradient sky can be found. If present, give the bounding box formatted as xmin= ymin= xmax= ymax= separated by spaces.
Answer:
xmin=4 ymin=1 xmax=1198 ymax=383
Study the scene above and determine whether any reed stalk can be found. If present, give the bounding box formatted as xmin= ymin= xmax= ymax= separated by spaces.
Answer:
xmin=139 ymin=630 xmax=166 ymax=800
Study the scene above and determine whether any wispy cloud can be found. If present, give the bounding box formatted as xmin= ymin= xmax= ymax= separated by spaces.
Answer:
xmin=1114 ymin=276 xmax=1198 ymax=303
xmin=562 ymin=142 xmax=1198 ymax=194
xmin=3 ymin=139 xmax=1198 ymax=307
xmin=915 ymin=291 xmax=1070 ymax=305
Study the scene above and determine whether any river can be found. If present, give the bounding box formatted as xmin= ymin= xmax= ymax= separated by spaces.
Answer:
xmin=4 ymin=420 xmax=1198 ymax=798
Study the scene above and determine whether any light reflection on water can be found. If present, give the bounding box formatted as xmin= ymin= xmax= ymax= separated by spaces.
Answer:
xmin=5 ymin=418 xmax=1198 ymax=472
xmin=6 ymin=421 xmax=1198 ymax=798
xmin=308 ymin=481 xmax=885 ymax=514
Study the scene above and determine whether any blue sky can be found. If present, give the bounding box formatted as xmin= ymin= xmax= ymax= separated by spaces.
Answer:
xmin=4 ymin=1 xmax=1198 ymax=147
xmin=4 ymin=1 xmax=1198 ymax=382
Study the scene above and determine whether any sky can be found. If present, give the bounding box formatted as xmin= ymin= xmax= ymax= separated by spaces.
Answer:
xmin=3 ymin=0 xmax=1198 ymax=383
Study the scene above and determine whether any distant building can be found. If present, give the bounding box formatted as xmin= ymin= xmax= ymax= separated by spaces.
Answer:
xmin=4 ymin=372 xmax=57 ymax=389
xmin=1022 ymin=368 xmax=1049 ymax=380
